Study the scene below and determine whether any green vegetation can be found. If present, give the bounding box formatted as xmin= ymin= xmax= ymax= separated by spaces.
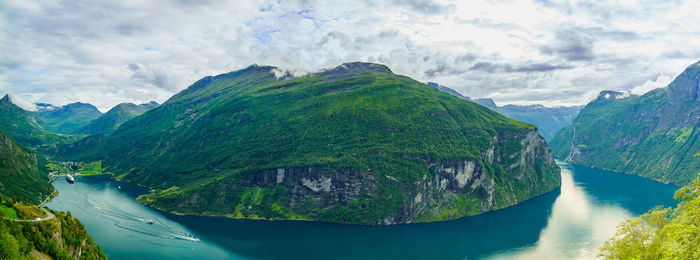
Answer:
xmin=45 ymin=161 xmax=107 ymax=176
xmin=78 ymin=102 xmax=157 ymax=135
xmin=35 ymin=102 xmax=102 ymax=134
xmin=12 ymin=204 xmax=47 ymax=219
xmin=427 ymin=84 xmax=581 ymax=141
xmin=62 ymin=62 xmax=559 ymax=224
xmin=0 ymin=195 xmax=106 ymax=259
xmin=0 ymin=95 xmax=77 ymax=150
xmin=0 ymin=129 xmax=53 ymax=204
xmin=599 ymin=177 xmax=700 ymax=259
xmin=0 ymin=205 xmax=19 ymax=219
xmin=550 ymin=61 xmax=700 ymax=185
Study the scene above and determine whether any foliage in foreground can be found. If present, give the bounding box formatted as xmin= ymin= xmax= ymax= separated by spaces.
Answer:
xmin=599 ymin=177 xmax=700 ymax=259
xmin=0 ymin=195 xmax=106 ymax=260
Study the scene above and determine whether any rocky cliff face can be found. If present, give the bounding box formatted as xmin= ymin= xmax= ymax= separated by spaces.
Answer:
xmin=65 ymin=62 xmax=560 ymax=225
xmin=145 ymin=129 xmax=559 ymax=225
xmin=550 ymin=61 xmax=700 ymax=185
xmin=0 ymin=130 xmax=53 ymax=203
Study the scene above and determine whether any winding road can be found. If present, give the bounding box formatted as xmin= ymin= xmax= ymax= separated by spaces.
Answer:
xmin=3 ymin=207 xmax=55 ymax=222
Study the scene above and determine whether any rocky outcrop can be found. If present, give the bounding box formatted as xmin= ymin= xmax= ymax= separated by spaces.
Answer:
xmin=154 ymin=129 xmax=560 ymax=225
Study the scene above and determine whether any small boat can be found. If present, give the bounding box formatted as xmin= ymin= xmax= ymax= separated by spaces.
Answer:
xmin=182 ymin=234 xmax=200 ymax=242
xmin=140 ymin=218 xmax=154 ymax=224
xmin=65 ymin=174 xmax=75 ymax=183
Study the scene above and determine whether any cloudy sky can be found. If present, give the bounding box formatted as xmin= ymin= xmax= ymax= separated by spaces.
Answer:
xmin=2 ymin=0 xmax=700 ymax=111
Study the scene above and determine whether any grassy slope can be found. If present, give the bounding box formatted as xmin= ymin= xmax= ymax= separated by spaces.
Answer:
xmin=78 ymin=103 xmax=152 ymax=135
xmin=550 ymin=63 xmax=700 ymax=185
xmin=0 ymin=95 xmax=77 ymax=150
xmin=62 ymin=63 xmax=557 ymax=223
xmin=35 ymin=102 xmax=102 ymax=134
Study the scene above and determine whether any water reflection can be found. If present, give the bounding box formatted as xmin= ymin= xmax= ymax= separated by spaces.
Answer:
xmin=46 ymin=162 xmax=678 ymax=260
xmin=489 ymin=162 xmax=678 ymax=259
xmin=164 ymin=188 xmax=559 ymax=260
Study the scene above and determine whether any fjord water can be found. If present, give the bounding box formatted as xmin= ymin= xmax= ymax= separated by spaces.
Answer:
xmin=46 ymin=162 xmax=678 ymax=259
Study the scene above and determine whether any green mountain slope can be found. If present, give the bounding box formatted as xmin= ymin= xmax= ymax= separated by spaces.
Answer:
xmin=0 ymin=197 xmax=106 ymax=259
xmin=78 ymin=102 xmax=158 ymax=135
xmin=0 ymin=95 xmax=76 ymax=149
xmin=61 ymin=62 xmax=560 ymax=225
xmin=550 ymin=61 xmax=700 ymax=185
xmin=36 ymin=102 xmax=102 ymax=134
xmin=427 ymin=83 xmax=581 ymax=140
xmin=0 ymin=130 xmax=53 ymax=204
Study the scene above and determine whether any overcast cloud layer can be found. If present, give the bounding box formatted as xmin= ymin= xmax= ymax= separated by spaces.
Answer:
xmin=2 ymin=0 xmax=700 ymax=111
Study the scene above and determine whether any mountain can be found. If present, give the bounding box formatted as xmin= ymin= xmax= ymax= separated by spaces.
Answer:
xmin=35 ymin=102 xmax=102 ymax=134
xmin=550 ymin=61 xmax=700 ymax=185
xmin=426 ymin=82 xmax=471 ymax=100
xmin=473 ymin=98 xmax=499 ymax=110
xmin=0 ymin=130 xmax=52 ymax=203
xmin=0 ymin=95 xmax=75 ymax=149
xmin=498 ymin=104 xmax=582 ymax=140
xmin=78 ymin=101 xmax=159 ymax=135
xmin=425 ymin=85 xmax=582 ymax=140
xmin=61 ymin=62 xmax=560 ymax=225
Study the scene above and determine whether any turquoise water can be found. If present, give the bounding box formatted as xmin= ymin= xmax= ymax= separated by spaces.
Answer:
xmin=45 ymin=162 xmax=679 ymax=259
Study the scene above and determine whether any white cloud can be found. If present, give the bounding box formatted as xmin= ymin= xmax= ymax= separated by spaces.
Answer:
xmin=2 ymin=0 xmax=700 ymax=110
xmin=630 ymin=74 xmax=674 ymax=95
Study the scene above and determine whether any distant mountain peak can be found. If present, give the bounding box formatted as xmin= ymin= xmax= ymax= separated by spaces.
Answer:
xmin=472 ymin=98 xmax=498 ymax=110
xmin=667 ymin=60 xmax=700 ymax=102
xmin=426 ymin=82 xmax=471 ymax=101
xmin=139 ymin=101 xmax=159 ymax=109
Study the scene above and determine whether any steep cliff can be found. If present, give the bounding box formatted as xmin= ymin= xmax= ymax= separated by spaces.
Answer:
xmin=63 ymin=62 xmax=561 ymax=225
xmin=550 ymin=61 xmax=700 ymax=185
xmin=0 ymin=129 xmax=53 ymax=204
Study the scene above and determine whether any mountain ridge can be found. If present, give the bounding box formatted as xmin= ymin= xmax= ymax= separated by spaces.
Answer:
xmin=550 ymin=61 xmax=700 ymax=185
xmin=61 ymin=62 xmax=561 ymax=225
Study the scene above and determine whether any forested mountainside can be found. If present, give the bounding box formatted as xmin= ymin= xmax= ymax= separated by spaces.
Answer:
xmin=78 ymin=102 xmax=158 ymax=135
xmin=550 ymin=61 xmax=700 ymax=185
xmin=0 ymin=130 xmax=53 ymax=204
xmin=35 ymin=102 xmax=102 ymax=134
xmin=427 ymin=83 xmax=581 ymax=140
xmin=61 ymin=62 xmax=561 ymax=225
xmin=0 ymin=95 xmax=76 ymax=149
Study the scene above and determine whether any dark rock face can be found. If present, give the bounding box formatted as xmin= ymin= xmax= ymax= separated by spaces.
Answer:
xmin=668 ymin=61 xmax=700 ymax=102
xmin=66 ymin=62 xmax=561 ymax=225
xmin=161 ymin=129 xmax=559 ymax=225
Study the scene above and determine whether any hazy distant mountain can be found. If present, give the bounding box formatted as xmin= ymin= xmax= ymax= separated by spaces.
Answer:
xmin=426 ymin=85 xmax=581 ymax=140
xmin=78 ymin=102 xmax=159 ymax=135
xmin=61 ymin=62 xmax=560 ymax=225
xmin=35 ymin=102 xmax=102 ymax=134
xmin=473 ymin=98 xmax=499 ymax=111
xmin=498 ymin=104 xmax=582 ymax=141
xmin=550 ymin=61 xmax=700 ymax=185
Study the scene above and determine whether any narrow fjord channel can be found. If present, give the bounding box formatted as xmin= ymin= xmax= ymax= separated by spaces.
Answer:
xmin=45 ymin=162 xmax=678 ymax=260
